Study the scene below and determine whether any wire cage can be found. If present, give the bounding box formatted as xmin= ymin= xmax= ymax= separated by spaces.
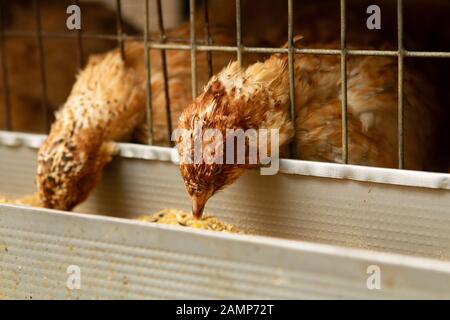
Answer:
xmin=1 ymin=1 xmax=450 ymax=300
xmin=1 ymin=0 xmax=450 ymax=169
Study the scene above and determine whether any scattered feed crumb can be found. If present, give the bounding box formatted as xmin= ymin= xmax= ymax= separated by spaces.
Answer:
xmin=136 ymin=208 xmax=242 ymax=233
xmin=0 ymin=197 xmax=242 ymax=234
xmin=0 ymin=194 xmax=42 ymax=207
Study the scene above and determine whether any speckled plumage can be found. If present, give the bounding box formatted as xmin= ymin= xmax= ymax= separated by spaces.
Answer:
xmin=36 ymin=25 xmax=238 ymax=211
xmin=0 ymin=0 xmax=138 ymax=132
xmin=178 ymin=55 xmax=295 ymax=218
xmin=37 ymin=43 xmax=146 ymax=210
xmin=178 ymin=39 xmax=440 ymax=218
xmin=294 ymin=42 xmax=440 ymax=170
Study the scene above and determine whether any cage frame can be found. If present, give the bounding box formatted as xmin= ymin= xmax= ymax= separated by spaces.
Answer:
xmin=1 ymin=0 xmax=450 ymax=169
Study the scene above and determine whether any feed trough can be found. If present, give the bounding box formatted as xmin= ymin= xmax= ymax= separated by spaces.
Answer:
xmin=1 ymin=131 xmax=449 ymax=299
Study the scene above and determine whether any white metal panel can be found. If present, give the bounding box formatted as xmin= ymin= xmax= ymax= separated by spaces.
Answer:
xmin=1 ymin=131 xmax=450 ymax=299
xmin=0 ymin=133 xmax=449 ymax=260
xmin=1 ymin=205 xmax=450 ymax=299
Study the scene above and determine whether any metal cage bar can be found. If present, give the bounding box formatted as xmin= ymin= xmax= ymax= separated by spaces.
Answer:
xmin=0 ymin=0 xmax=11 ymax=131
xmin=115 ymin=0 xmax=125 ymax=60
xmin=74 ymin=0 xmax=84 ymax=68
xmin=397 ymin=0 xmax=404 ymax=169
xmin=287 ymin=0 xmax=297 ymax=158
xmin=189 ymin=0 xmax=197 ymax=99
xmin=340 ymin=0 xmax=348 ymax=164
xmin=235 ymin=0 xmax=243 ymax=67
xmin=144 ymin=0 xmax=153 ymax=145
xmin=33 ymin=0 xmax=50 ymax=132
xmin=156 ymin=0 xmax=173 ymax=145
xmin=4 ymin=28 xmax=450 ymax=58
xmin=2 ymin=1 xmax=450 ymax=169
xmin=202 ymin=0 xmax=213 ymax=78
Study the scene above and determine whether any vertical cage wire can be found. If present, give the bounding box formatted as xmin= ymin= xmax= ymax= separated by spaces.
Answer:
xmin=235 ymin=0 xmax=243 ymax=67
xmin=74 ymin=0 xmax=84 ymax=68
xmin=1 ymin=0 xmax=448 ymax=170
xmin=0 ymin=0 xmax=11 ymax=131
xmin=340 ymin=0 xmax=348 ymax=164
xmin=115 ymin=0 xmax=125 ymax=60
xmin=287 ymin=0 xmax=297 ymax=158
xmin=202 ymin=0 xmax=213 ymax=78
xmin=189 ymin=0 xmax=197 ymax=99
xmin=33 ymin=0 xmax=50 ymax=132
xmin=144 ymin=0 xmax=153 ymax=145
xmin=156 ymin=0 xmax=173 ymax=145
xmin=397 ymin=0 xmax=404 ymax=169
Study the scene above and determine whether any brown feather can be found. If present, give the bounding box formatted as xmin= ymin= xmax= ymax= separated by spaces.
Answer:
xmin=36 ymin=25 xmax=238 ymax=210
xmin=177 ymin=39 xmax=440 ymax=217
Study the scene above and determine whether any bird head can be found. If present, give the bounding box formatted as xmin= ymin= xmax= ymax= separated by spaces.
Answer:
xmin=179 ymin=160 xmax=246 ymax=219
xmin=176 ymin=58 xmax=293 ymax=219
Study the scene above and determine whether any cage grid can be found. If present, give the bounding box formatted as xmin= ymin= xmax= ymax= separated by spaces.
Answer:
xmin=1 ymin=0 xmax=450 ymax=168
xmin=74 ymin=0 xmax=84 ymax=67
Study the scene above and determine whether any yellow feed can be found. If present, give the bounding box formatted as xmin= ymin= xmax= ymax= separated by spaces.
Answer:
xmin=136 ymin=208 xmax=241 ymax=233
xmin=0 ymin=194 xmax=42 ymax=207
xmin=0 ymin=196 xmax=241 ymax=233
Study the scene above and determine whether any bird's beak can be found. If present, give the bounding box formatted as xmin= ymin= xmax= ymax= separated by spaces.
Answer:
xmin=192 ymin=194 xmax=207 ymax=219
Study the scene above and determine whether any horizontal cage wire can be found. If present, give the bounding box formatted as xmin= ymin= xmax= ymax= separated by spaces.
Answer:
xmin=0 ymin=0 xmax=450 ymax=169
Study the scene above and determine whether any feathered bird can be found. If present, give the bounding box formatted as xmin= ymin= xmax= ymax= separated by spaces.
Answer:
xmin=177 ymin=38 xmax=441 ymax=219
xmin=36 ymin=24 xmax=238 ymax=211
xmin=32 ymin=1 xmax=446 ymax=211
xmin=36 ymin=43 xmax=146 ymax=210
